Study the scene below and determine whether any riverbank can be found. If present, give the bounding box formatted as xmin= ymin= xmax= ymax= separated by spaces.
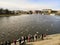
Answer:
xmin=10 ymin=33 xmax=60 ymax=45
xmin=26 ymin=33 xmax=60 ymax=45
xmin=0 ymin=14 xmax=21 ymax=16
xmin=0 ymin=14 xmax=60 ymax=17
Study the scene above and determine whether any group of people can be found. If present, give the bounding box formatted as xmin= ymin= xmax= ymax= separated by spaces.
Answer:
xmin=0 ymin=40 xmax=11 ymax=45
xmin=0 ymin=33 xmax=47 ymax=45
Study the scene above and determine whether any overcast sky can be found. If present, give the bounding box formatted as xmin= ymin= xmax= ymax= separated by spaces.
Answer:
xmin=0 ymin=0 xmax=60 ymax=10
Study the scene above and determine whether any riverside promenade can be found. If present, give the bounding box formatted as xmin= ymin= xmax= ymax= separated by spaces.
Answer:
xmin=11 ymin=34 xmax=60 ymax=45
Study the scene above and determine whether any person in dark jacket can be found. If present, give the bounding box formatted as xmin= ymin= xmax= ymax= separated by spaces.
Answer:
xmin=4 ymin=41 xmax=7 ymax=45
xmin=31 ymin=35 xmax=34 ymax=42
xmin=24 ymin=36 xmax=26 ymax=42
xmin=41 ymin=34 xmax=44 ymax=40
xmin=19 ymin=38 xmax=21 ymax=45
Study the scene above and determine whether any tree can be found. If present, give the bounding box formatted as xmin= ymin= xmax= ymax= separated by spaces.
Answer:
xmin=29 ymin=11 xmax=33 ymax=14
xmin=0 ymin=8 xmax=3 ymax=14
xmin=5 ymin=9 xmax=10 ymax=14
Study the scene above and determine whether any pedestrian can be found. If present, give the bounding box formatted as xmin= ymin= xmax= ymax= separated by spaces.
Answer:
xmin=13 ymin=39 xmax=16 ymax=45
xmin=19 ymin=38 xmax=21 ymax=45
xmin=34 ymin=34 xmax=37 ymax=41
xmin=31 ymin=35 xmax=34 ymax=42
xmin=41 ymin=34 xmax=44 ymax=40
xmin=44 ymin=33 xmax=47 ymax=37
xmin=4 ymin=41 xmax=7 ymax=45
xmin=24 ymin=36 xmax=27 ymax=42
xmin=25 ymin=36 xmax=28 ymax=42
xmin=21 ymin=36 xmax=25 ymax=45
xmin=7 ymin=40 xmax=11 ymax=45
xmin=25 ymin=36 xmax=27 ymax=42
xmin=28 ymin=35 xmax=31 ymax=42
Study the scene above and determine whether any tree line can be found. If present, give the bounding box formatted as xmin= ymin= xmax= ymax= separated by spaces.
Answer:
xmin=0 ymin=8 xmax=15 ymax=15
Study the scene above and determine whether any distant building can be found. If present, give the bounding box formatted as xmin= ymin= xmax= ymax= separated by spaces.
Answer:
xmin=56 ymin=10 xmax=60 ymax=15
xmin=42 ymin=9 xmax=52 ymax=15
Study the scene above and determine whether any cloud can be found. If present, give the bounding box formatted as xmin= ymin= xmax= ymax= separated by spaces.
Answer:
xmin=0 ymin=0 xmax=59 ymax=10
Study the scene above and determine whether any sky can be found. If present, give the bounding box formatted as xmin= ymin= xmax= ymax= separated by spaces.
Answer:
xmin=0 ymin=0 xmax=60 ymax=10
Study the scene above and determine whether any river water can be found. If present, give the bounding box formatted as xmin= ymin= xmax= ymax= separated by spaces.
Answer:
xmin=0 ymin=14 xmax=60 ymax=42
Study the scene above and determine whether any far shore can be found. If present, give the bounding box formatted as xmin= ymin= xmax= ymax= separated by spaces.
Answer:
xmin=0 ymin=14 xmax=21 ymax=16
xmin=0 ymin=14 xmax=60 ymax=17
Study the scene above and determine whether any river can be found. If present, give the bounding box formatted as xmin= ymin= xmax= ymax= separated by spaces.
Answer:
xmin=0 ymin=14 xmax=60 ymax=42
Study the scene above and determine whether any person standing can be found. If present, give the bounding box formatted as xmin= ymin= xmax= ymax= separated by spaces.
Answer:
xmin=44 ymin=33 xmax=47 ymax=37
xmin=28 ymin=35 xmax=31 ymax=42
xmin=41 ymin=34 xmax=44 ymax=40
xmin=31 ymin=35 xmax=34 ymax=42
xmin=24 ymin=36 xmax=26 ymax=42
xmin=4 ymin=41 xmax=7 ymax=45
xmin=21 ymin=36 xmax=25 ymax=45
xmin=34 ymin=34 xmax=37 ymax=41
xmin=7 ymin=40 xmax=11 ymax=45
xmin=13 ymin=39 xmax=16 ymax=45
xmin=19 ymin=38 xmax=21 ymax=45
